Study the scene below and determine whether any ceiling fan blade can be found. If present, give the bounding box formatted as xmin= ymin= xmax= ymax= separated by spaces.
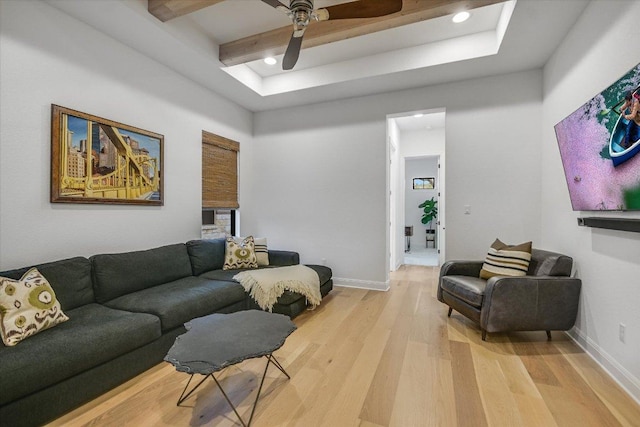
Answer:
xmin=283 ymin=31 xmax=305 ymax=70
xmin=260 ymin=0 xmax=289 ymax=13
xmin=320 ymin=0 xmax=402 ymax=21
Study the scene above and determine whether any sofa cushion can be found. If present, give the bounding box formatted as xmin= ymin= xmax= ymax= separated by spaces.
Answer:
xmin=263 ymin=278 xmax=333 ymax=311
xmin=104 ymin=276 xmax=246 ymax=332
xmin=199 ymin=268 xmax=248 ymax=282
xmin=200 ymin=264 xmax=332 ymax=307
xmin=0 ymin=268 xmax=69 ymax=346
xmin=186 ymin=239 xmax=226 ymax=275
xmin=0 ymin=303 xmax=160 ymax=406
xmin=199 ymin=264 xmax=331 ymax=283
xmin=92 ymin=243 xmax=193 ymax=303
xmin=268 ymin=250 xmax=300 ymax=266
xmin=223 ymin=236 xmax=258 ymax=270
xmin=304 ymin=265 xmax=332 ymax=285
xmin=211 ymin=271 xmax=307 ymax=304
xmin=0 ymin=257 xmax=94 ymax=311
xmin=480 ymin=239 xmax=532 ymax=280
xmin=440 ymin=275 xmax=487 ymax=308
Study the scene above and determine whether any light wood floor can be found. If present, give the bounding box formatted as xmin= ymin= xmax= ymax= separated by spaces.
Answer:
xmin=49 ymin=265 xmax=640 ymax=427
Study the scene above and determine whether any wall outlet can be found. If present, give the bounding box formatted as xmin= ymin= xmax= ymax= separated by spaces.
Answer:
xmin=619 ymin=323 xmax=626 ymax=343
xmin=464 ymin=205 xmax=471 ymax=215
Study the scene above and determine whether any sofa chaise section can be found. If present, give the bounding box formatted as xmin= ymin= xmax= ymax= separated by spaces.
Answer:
xmin=186 ymin=239 xmax=334 ymax=317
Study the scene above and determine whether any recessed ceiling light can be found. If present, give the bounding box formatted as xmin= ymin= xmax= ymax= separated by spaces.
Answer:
xmin=413 ymin=113 xmax=424 ymax=118
xmin=452 ymin=11 xmax=470 ymax=23
xmin=264 ymin=57 xmax=277 ymax=65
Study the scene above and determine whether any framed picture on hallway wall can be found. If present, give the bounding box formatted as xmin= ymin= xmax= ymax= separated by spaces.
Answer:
xmin=413 ymin=177 xmax=435 ymax=190
xmin=50 ymin=105 xmax=164 ymax=206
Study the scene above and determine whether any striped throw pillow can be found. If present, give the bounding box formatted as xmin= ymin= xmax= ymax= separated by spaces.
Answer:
xmin=254 ymin=237 xmax=269 ymax=266
xmin=479 ymin=239 xmax=532 ymax=280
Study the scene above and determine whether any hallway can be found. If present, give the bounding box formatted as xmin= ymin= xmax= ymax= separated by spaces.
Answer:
xmin=403 ymin=244 xmax=438 ymax=267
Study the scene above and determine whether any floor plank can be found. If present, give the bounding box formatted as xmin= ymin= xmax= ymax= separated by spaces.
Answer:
xmin=47 ymin=265 xmax=640 ymax=427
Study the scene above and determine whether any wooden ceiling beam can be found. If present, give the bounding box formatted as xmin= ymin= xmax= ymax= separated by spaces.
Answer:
xmin=219 ymin=0 xmax=506 ymax=66
xmin=148 ymin=0 xmax=225 ymax=22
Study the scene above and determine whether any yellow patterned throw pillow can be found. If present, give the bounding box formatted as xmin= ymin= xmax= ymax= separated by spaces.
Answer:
xmin=479 ymin=239 xmax=532 ymax=280
xmin=0 ymin=268 xmax=69 ymax=346
xmin=223 ymin=236 xmax=258 ymax=270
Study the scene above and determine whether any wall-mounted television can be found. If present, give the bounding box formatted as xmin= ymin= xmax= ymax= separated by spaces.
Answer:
xmin=555 ymin=62 xmax=640 ymax=211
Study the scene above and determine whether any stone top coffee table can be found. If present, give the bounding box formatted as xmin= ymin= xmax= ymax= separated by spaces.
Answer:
xmin=164 ymin=310 xmax=296 ymax=427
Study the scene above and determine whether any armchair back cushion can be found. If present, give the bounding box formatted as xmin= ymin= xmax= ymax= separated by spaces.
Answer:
xmin=527 ymin=249 xmax=573 ymax=276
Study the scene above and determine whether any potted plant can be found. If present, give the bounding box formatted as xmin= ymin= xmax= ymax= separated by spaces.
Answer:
xmin=419 ymin=197 xmax=438 ymax=237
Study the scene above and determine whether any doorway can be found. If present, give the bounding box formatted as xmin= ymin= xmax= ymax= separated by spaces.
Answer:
xmin=387 ymin=109 xmax=446 ymax=272
xmin=404 ymin=156 xmax=439 ymax=266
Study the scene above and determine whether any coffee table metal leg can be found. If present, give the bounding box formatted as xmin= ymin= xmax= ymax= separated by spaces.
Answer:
xmin=175 ymin=353 xmax=290 ymax=427
xmin=177 ymin=374 xmax=212 ymax=406
xmin=211 ymin=374 xmax=250 ymax=427
xmin=245 ymin=353 xmax=276 ymax=426
xmin=266 ymin=354 xmax=290 ymax=379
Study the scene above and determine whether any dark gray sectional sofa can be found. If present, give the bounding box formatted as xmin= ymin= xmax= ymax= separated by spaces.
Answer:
xmin=0 ymin=239 xmax=332 ymax=427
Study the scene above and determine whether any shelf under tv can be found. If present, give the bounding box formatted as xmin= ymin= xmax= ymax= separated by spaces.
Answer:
xmin=577 ymin=217 xmax=640 ymax=233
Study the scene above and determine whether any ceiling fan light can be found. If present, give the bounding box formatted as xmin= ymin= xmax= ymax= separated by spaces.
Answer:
xmin=264 ymin=57 xmax=277 ymax=65
xmin=452 ymin=11 xmax=470 ymax=23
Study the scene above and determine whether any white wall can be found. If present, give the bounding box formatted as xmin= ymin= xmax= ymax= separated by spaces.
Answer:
xmin=0 ymin=0 xmax=253 ymax=269
xmin=405 ymin=157 xmax=438 ymax=248
xmin=251 ymin=69 xmax=543 ymax=287
xmin=542 ymin=0 xmax=640 ymax=402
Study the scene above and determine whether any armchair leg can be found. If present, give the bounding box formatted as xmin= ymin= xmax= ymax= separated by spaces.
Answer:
xmin=447 ymin=307 xmax=453 ymax=317
xmin=546 ymin=330 xmax=552 ymax=341
xmin=482 ymin=330 xmax=487 ymax=341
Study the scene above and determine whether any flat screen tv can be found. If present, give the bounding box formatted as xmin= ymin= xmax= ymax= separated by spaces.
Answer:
xmin=555 ymin=62 xmax=640 ymax=211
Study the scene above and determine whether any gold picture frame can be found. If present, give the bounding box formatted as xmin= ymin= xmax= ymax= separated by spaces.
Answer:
xmin=51 ymin=105 xmax=164 ymax=205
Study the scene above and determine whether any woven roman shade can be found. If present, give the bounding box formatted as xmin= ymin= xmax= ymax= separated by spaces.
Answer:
xmin=202 ymin=131 xmax=239 ymax=209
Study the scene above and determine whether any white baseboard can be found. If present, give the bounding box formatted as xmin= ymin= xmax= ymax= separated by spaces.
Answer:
xmin=333 ymin=277 xmax=390 ymax=291
xmin=566 ymin=326 xmax=640 ymax=405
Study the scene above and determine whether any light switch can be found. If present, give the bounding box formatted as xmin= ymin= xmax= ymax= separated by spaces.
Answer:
xmin=464 ymin=205 xmax=471 ymax=215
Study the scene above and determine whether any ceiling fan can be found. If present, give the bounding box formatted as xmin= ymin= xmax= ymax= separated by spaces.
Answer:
xmin=260 ymin=0 xmax=403 ymax=70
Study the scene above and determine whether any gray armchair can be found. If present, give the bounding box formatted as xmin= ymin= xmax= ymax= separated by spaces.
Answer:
xmin=438 ymin=249 xmax=581 ymax=341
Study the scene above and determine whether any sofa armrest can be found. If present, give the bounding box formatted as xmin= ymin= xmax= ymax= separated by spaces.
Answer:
xmin=268 ymin=250 xmax=300 ymax=266
xmin=481 ymin=276 xmax=581 ymax=333
xmin=440 ymin=260 xmax=484 ymax=277
xmin=437 ymin=260 xmax=483 ymax=302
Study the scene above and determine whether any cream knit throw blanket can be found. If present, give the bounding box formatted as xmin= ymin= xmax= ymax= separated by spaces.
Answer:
xmin=234 ymin=265 xmax=321 ymax=312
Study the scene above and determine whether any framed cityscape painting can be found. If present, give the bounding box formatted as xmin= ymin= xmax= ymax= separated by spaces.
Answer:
xmin=51 ymin=105 xmax=164 ymax=205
